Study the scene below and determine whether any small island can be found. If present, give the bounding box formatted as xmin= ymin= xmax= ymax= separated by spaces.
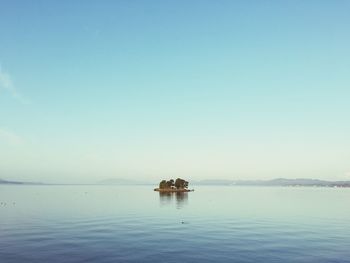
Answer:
xmin=154 ymin=178 xmax=194 ymax=192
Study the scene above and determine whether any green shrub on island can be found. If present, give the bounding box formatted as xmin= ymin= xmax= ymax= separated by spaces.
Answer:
xmin=159 ymin=178 xmax=188 ymax=190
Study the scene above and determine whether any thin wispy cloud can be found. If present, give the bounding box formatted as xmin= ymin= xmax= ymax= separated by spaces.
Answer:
xmin=0 ymin=128 xmax=23 ymax=145
xmin=0 ymin=64 xmax=30 ymax=104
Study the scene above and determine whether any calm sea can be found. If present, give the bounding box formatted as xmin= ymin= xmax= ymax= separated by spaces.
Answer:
xmin=0 ymin=185 xmax=349 ymax=262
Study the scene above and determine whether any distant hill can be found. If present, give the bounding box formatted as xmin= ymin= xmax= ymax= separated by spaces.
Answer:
xmin=193 ymin=178 xmax=350 ymax=187
xmin=97 ymin=178 xmax=152 ymax=185
xmin=0 ymin=178 xmax=24 ymax=184
xmin=2 ymin=177 xmax=349 ymax=187
xmin=0 ymin=178 xmax=42 ymax=185
xmin=192 ymin=179 xmax=235 ymax=185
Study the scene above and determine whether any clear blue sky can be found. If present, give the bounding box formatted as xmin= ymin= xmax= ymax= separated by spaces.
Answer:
xmin=1 ymin=1 xmax=349 ymax=183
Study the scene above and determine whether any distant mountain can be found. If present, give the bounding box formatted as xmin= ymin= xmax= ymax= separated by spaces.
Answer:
xmin=97 ymin=178 xmax=152 ymax=185
xmin=192 ymin=179 xmax=235 ymax=185
xmin=193 ymin=178 xmax=350 ymax=187
xmin=2 ymin=177 xmax=349 ymax=187
xmin=0 ymin=178 xmax=42 ymax=185
xmin=0 ymin=178 xmax=24 ymax=184
xmin=235 ymin=178 xmax=350 ymax=187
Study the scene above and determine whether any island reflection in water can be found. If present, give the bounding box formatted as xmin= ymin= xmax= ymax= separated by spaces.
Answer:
xmin=1 ymin=185 xmax=350 ymax=262
xmin=159 ymin=192 xmax=188 ymax=209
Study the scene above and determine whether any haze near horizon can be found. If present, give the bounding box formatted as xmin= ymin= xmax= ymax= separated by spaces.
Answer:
xmin=1 ymin=1 xmax=349 ymax=184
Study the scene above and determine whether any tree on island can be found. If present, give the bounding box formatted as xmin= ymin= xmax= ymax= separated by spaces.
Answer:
xmin=159 ymin=178 xmax=188 ymax=190
xmin=159 ymin=179 xmax=175 ymax=189
xmin=175 ymin=178 xmax=188 ymax=189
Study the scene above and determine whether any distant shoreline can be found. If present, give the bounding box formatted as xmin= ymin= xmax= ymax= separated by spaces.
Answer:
xmin=1 ymin=177 xmax=350 ymax=188
xmin=192 ymin=178 xmax=350 ymax=188
xmin=154 ymin=188 xmax=194 ymax=192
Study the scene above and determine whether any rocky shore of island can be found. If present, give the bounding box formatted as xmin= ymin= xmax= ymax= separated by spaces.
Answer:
xmin=154 ymin=188 xmax=194 ymax=192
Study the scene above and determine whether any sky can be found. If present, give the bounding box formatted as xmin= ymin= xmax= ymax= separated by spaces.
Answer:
xmin=0 ymin=1 xmax=350 ymax=183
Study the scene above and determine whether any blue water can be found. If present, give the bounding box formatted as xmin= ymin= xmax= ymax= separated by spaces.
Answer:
xmin=1 ymin=185 xmax=350 ymax=262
